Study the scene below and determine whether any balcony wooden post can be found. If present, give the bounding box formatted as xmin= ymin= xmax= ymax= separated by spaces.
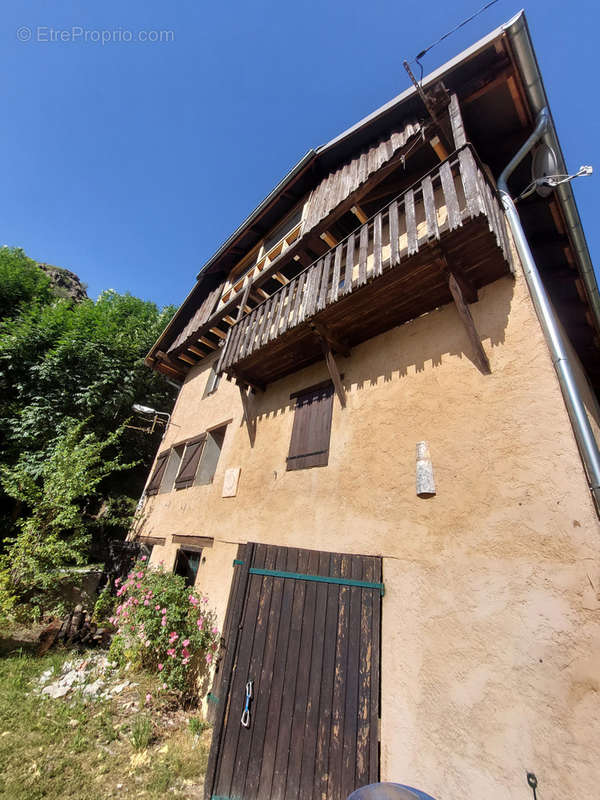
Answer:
xmin=449 ymin=93 xmax=467 ymax=149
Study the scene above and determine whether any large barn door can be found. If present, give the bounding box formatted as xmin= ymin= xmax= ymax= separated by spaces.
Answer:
xmin=205 ymin=543 xmax=382 ymax=800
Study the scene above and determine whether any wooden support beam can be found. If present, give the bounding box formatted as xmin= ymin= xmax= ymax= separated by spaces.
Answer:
xmin=178 ymin=353 xmax=197 ymax=366
xmin=188 ymin=345 xmax=207 ymax=358
xmin=311 ymin=321 xmax=351 ymax=358
xmin=448 ymin=272 xmax=491 ymax=375
xmin=351 ymin=205 xmax=368 ymax=224
xmin=230 ymin=368 xmax=265 ymax=394
xmin=435 ymin=251 xmax=478 ymax=304
xmin=315 ymin=331 xmax=346 ymax=408
xmin=210 ymin=327 xmax=228 ymax=340
xmin=198 ymin=336 xmax=217 ymax=350
xmin=429 ymin=135 xmax=449 ymax=161
xmin=223 ymin=315 xmax=237 ymax=326
xmin=506 ymin=75 xmax=528 ymax=128
xmin=320 ymin=231 xmax=338 ymax=248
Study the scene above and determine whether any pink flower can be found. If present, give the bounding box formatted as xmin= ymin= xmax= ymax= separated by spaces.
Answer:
xmin=145 ymin=693 xmax=152 ymax=703
xmin=144 ymin=599 xmax=149 ymax=606
xmin=197 ymin=617 xmax=204 ymax=628
xmin=145 ymin=640 xmax=151 ymax=648
xmin=205 ymin=653 xmax=212 ymax=664
xmin=212 ymin=626 xmax=219 ymax=635
xmin=182 ymin=657 xmax=189 ymax=665
xmin=155 ymin=604 xmax=160 ymax=610
xmin=162 ymin=682 xmax=167 ymax=689
xmin=161 ymin=618 xmax=167 ymax=627
xmin=161 ymin=608 xmax=166 ymax=615
xmin=182 ymin=639 xmax=189 ymax=647
xmin=136 ymin=582 xmax=141 ymax=589
xmin=158 ymin=663 xmax=164 ymax=671
xmin=167 ymin=648 xmax=176 ymax=658
xmin=137 ymin=571 xmax=144 ymax=579
xmin=115 ymin=577 xmax=121 ymax=586
xmin=169 ymin=632 xmax=178 ymax=643
xmin=141 ymin=556 xmax=147 ymax=562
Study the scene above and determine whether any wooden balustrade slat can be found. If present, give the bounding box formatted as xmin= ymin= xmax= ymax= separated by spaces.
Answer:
xmin=358 ymin=224 xmax=369 ymax=286
xmin=439 ymin=161 xmax=461 ymax=230
xmin=216 ymin=327 xmax=232 ymax=373
xmin=238 ymin=313 xmax=254 ymax=360
xmin=290 ymin=272 xmax=308 ymax=328
xmin=422 ymin=175 xmax=439 ymax=240
xmin=304 ymin=260 xmax=323 ymax=320
xmin=331 ymin=244 xmax=343 ymax=303
xmin=318 ymin=252 xmax=332 ymax=311
xmin=405 ymin=189 xmax=418 ymax=255
xmin=279 ymin=283 xmax=293 ymax=335
xmin=259 ymin=297 xmax=275 ymax=348
xmin=269 ymin=285 xmax=286 ymax=342
xmin=344 ymin=233 xmax=355 ymax=295
xmin=389 ymin=200 xmax=400 ymax=267
xmin=224 ymin=318 xmax=243 ymax=370
xmin=458 ymin=149 xmax=485 ymax=219
xmin=373 ymin=213 xmax=383 ymax=277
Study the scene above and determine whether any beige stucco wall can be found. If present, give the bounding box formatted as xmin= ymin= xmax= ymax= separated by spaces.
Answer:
xmin=137 ymin=254 xmax=600 ymax=799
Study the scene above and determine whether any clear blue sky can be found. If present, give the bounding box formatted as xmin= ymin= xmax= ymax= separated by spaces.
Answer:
xmin=2 ymin=1 xmax=598 ymax=308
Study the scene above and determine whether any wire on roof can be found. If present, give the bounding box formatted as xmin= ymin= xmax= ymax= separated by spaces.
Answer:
xmin=413 ymin=0 xmax=501 ymax=82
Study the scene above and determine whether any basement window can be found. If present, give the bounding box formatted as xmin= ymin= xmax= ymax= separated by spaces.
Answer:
xmin=286 ymin=381 xmax=334 ymax=470
xmin=173 ymin=548 xmax=201 ymax=588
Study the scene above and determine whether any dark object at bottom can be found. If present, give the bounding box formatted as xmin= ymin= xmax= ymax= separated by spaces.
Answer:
xmin=347 ymin=783 xmax=437 ymax=800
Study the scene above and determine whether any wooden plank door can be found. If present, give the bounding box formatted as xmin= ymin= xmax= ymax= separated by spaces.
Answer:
xmin=206 ymin=543 xmax=382 ymax=800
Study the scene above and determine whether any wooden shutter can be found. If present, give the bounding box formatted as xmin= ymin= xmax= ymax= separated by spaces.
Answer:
xmin=174 ymin=435 xmax=206 ymax=489
xmin=287 ymin=382 xmax=334 ymax=470
xmin=146 ymin=451 xmax=169 ymax=496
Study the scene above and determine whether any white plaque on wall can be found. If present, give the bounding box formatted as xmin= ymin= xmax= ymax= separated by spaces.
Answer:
xmin=222 ymin=467 xmax=241 ymax=498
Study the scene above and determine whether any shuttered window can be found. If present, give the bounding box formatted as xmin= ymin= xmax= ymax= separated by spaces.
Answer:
xmin=146 ymin=451 xmax=169 ymax=496
xmin=174 ymin=435 xmax=207 ymax=489
xmin=286 ymin=381 xmax=334 ymax=470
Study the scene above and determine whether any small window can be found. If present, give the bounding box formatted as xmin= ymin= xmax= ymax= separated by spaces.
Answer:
xmin=146 ymin=451 xmax=169 ymax=496
xmin=203 ymin=363 xmax=221 ymax=398
xmin=196 ymin=425 xmax=227 ymax=485
xmin=287 ymin=382 xmax=334 ymax=470
xmin=160 ymin=444 xmax=185 ymax=493
xmin=174 ymin=548 xmax=201 ymax=587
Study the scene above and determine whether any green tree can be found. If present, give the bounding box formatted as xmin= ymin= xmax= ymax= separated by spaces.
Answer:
xmin=0 ymin=247 xmax=178 ymax=614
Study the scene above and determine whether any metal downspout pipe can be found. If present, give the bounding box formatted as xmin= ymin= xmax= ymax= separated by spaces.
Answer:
xmin=498 ymin=108 xmax=600 ymax=510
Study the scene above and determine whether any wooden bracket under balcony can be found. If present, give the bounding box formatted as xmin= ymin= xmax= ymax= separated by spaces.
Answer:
xmin=311 ymin=322 xmax=348 ymax=408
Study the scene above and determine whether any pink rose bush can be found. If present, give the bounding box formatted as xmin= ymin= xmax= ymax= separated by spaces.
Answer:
xmin=108 ymin=560 xmax=220 ymax=699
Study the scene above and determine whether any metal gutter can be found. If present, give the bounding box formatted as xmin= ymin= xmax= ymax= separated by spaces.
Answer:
xmin=499 ymin=110 xmax=600 ymax=510
xmin=503 ymin=11 xmax=600 ymax=335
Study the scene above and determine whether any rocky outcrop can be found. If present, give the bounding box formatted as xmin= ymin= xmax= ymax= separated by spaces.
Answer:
xmin=37 ymin=263 xmax=88 ymax=302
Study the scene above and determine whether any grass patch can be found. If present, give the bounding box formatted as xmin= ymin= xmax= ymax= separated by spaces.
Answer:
xmin=0 ymin=643 xmax=212 ymax=799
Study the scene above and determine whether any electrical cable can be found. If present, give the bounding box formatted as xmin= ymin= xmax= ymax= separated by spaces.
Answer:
xmin=413 ymin=0 xmax=501 ymax=82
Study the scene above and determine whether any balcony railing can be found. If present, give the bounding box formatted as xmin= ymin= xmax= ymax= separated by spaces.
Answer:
xmin=217 ymin=145 xmax=512 ymax=385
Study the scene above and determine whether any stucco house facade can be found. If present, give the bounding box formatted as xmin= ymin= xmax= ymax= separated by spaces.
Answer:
xmin=132 ymin=12 xmax=600 ymax=800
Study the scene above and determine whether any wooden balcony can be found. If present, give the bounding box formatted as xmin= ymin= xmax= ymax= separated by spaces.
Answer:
xmin=216 ymin=145 xmax=514 ymax=388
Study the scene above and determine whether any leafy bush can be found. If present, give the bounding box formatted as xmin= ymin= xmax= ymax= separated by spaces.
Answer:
xmin=93 ymin=584 xmax=115 ymax=623
xmin=108 ymin=559 xmax=220 ymax=700
xmin=0 ymin=419 xmax=136 ymax=620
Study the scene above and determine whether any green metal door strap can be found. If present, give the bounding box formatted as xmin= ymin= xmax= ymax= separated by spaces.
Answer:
xmin=248 ymin=567 xmax=385 ymax=595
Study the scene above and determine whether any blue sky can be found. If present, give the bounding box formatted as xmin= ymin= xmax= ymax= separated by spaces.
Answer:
xmin=2 ymin=1 xmax=598 ymax=308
